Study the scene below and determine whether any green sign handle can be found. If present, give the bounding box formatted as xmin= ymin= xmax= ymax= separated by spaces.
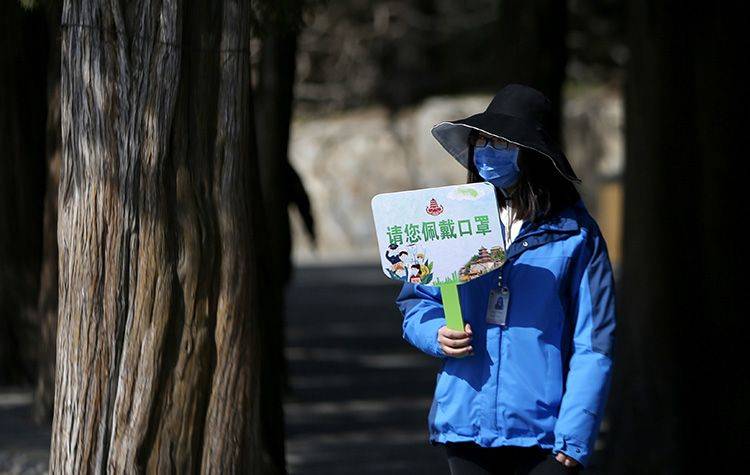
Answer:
xmin=438 ymin=282 xmax=465 ymax=331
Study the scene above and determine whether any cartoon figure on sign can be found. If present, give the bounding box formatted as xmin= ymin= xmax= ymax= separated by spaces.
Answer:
xmin=408 ymin=264 xmax=423 ymax=283
xmin=389 ymin=251 xmax=408 ymax=278
xmin=415 ymin=252 xmax=428 ymax=275
xmin=385 ymin=244 xmax=412 ymax=280
xmin=385 ymin=243 xmax=402 ymax=266
xmin=414 ymin=250 xmax=435 ymax=284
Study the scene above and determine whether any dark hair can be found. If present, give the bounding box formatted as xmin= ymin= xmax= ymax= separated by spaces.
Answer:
xmin=465 ymin=129 xmax=580 ymax=223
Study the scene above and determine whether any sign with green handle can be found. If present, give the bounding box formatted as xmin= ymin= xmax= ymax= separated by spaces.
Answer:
xmin=371 ymin=182 xmax=505 ymax=330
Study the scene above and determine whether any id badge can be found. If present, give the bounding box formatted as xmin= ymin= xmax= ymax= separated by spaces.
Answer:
xmin=486 ymin=286 xmax=510 ymax=326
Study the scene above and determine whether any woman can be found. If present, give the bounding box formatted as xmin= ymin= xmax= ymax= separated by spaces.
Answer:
xmin=396 ymin=84 xmax=616 ymax=474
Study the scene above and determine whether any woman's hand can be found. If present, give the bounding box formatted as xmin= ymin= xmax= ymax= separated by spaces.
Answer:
xmin=437 ymin=323 xmax=474 ymax=357
xmin=554 ymin=452 xmax=580 ymax=467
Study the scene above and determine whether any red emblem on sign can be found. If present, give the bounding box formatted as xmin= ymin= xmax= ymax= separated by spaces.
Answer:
xmin=426 ymin=198 xmax=444 ymax=216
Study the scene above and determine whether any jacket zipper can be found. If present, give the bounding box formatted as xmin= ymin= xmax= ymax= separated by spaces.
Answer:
xmin=494 ymin=258 xmax=512 ymax=433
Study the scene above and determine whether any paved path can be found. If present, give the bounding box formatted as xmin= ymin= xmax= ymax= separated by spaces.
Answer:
xmin=0 ymin=390 xmax=49 ymax=474
xmin=284 ymin=264 xmax=447 ymax=474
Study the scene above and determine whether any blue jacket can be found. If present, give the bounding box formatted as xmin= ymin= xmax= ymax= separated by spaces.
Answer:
xmin=395 ymin=198 xmax=616 ymax=468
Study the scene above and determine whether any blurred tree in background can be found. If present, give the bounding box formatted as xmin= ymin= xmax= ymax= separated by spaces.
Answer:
xmin=0 ymin=0 xmax=49 ymax=388
xmin=609 ymin=1 xmax=746 ymax=473
xmin=292 ymin=0 xmax=626 ymax=115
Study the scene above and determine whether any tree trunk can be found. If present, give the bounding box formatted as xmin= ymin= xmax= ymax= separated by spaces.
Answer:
xmin=33 ymin=0 xmax=64 ymax=424
xmin=0 ymin=0 xmax=49 ymax=386
xmin=255 ymin=23 xmax=298 ymax=289
xmin=254 ymin=25 xmax=299 ymax=397
xmin=52 ymin=0 xmax=285 ymax=472
xmin=493 ymin=0 xmax=568 ymax=143
xmin=607 ymin=2 xmax=745 ymax=473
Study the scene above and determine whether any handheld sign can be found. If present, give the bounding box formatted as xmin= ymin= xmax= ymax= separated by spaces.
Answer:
xmin=371 ymin=182 xmax=505 ymax=331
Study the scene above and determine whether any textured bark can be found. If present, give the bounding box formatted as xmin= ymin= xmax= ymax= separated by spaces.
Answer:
xmin=52 ymin=0 xmax=285 ymax=473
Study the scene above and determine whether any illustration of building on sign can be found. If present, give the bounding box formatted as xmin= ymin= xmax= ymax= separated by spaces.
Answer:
xmin=458 ymin=245 xmax=506 ymax=281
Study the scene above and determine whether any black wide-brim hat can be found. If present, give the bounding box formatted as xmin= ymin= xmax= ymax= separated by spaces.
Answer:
xmin=431 ymin=83 xmax=581 ymax=183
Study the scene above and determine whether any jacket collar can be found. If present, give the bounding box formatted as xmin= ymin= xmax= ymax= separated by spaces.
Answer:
xmin=505 ymin=199 xmax=582 ymax=259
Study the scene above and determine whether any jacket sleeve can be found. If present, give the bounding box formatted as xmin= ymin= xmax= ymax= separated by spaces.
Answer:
xmin=552 ymin=225 xmax=617 ymax=468
xmin=395 ymin=282 xmax=447 ymax=359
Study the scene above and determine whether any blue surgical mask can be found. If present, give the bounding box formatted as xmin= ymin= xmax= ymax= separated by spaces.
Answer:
xmin=473 ymin=143 xmax=521 ymax=196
